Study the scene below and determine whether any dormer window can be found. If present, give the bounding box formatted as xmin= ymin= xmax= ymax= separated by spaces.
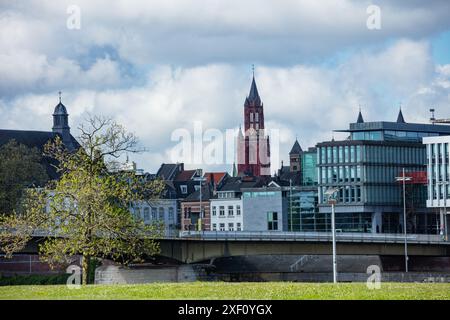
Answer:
xmin=181 ymin=185 xmax=188 ymax=194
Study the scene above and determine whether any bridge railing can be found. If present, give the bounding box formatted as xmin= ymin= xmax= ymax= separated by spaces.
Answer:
xmin=178 ymin=230 xmax=448 ymax=244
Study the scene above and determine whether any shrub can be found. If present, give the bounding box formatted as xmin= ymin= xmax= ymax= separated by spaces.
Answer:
xmin=0 ymin=274 xmax=70 ymax=286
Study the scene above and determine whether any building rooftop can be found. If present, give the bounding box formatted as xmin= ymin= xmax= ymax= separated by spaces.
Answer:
xmin=0 ymin=129 xmax=80 ymax=180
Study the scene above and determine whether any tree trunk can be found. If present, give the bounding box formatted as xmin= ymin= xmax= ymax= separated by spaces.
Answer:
xmin=82 ymin=255 xmax=91 ymax=285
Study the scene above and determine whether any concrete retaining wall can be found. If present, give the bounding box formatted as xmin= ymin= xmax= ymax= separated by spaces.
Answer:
xmin=94 ymin=265 xmax=199 ymax=284
xmin=218 ymin=272 xmax=450 ymax=283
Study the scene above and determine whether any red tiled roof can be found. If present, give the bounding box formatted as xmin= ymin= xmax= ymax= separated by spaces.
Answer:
xmin=203 ymin=172 xmax=227 ymax=185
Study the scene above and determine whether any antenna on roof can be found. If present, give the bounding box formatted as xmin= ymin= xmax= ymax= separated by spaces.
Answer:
xmin=430 ymin=108 xmax=436 ymax=123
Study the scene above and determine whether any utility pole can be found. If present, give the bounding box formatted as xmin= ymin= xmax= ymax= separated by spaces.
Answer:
xmin=325 ymin=187 xmax=339 ymax=283
xmin=395 ymin=168 xmax=411 ymax=272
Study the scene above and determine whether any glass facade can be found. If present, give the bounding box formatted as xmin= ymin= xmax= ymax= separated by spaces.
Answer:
xmin=287 ymin=188 xmax=371 ymax=232
xmin=301 ymin=151 xmax=317 ymax=185
xmin=351 ymin=130 xmax=439 ymax=142
xmin=318 ymin=143 xmax=426 ymax=206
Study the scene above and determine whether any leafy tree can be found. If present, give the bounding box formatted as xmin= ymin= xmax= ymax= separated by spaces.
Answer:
xmin=0 ymin=140 xmax=48 ymax=215
xmin=0 ymin=116 xmax=165 ymax=284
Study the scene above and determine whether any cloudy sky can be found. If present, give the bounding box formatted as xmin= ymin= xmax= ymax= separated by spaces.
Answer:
xmin=1 ymin=0 xmax=450 ymax=174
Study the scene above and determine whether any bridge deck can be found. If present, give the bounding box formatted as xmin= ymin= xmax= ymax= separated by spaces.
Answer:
xmin=177 ymin=231 xmax=450 ymax=245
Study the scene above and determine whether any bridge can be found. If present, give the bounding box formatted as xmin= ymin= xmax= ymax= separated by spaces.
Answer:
xmin=19 ymin=231 xmax=450 ymax=264
xmin=158 ymin=231 xmax=450 ymax=263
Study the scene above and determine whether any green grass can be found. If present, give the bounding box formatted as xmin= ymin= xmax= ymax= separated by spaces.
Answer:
xmin=0 ymin=282 xmax=449 ymax=300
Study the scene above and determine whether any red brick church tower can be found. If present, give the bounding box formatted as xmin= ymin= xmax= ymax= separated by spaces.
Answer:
xmin=237 ymin=74 xmax=271 ymax=176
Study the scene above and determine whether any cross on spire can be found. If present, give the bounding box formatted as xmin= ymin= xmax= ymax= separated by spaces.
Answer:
xmin=58 ymin=91 xmax=62 ymax=103
xmin=252 ymin=64 xmax=255 ymax=77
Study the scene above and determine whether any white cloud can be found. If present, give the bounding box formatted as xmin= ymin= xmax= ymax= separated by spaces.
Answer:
xmin=1 ymin=39 xmax=449 ymax=173
xmin=1 ymin=1 xmax=450 ymax=173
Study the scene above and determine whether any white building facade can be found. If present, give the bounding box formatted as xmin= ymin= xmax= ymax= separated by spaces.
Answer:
xmin=423 ymin=136 xmax=450 ymax=239
xmin=210 ymin=191 xmax=243 ymax=232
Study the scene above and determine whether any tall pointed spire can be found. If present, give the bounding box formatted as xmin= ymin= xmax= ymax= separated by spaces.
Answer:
xmin=245 ymin=67 xmax=261 ymax=106
xmin=356 ymin=105 xmax=364 ymax=123
xmin=397 ymin=106 xmax=405 ymax=123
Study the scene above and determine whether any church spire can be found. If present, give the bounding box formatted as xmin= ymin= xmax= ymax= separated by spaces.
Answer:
xmin=52 ymin=91 xmax=73 ymax=149
xmin=245 ymin=67 xmax=262 ymax=107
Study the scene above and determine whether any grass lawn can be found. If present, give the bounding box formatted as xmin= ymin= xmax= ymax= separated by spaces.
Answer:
xmin=0 ymin=282 xmax=449 ymax=300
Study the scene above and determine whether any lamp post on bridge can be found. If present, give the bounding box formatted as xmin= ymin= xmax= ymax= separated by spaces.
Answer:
xmin=325 ymin=187 xmax=340 ymax=284
xmin=436 ymin=181 xmax=449 ymax=242
xmin=395 ymin=168 xmax=412 ymax=273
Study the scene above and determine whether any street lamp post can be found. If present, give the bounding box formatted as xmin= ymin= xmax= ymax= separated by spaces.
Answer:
xmin=325 ymin=187 xmax=340 ymax=283
xmin=395 ymin=168 xmax=412 ymax=273
xmin=437 ymin=181 xmax=448 ymax=241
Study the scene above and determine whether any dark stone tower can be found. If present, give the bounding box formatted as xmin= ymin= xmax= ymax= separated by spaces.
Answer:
xmin=237 ymin=73 xmax=271 ymax=176
xmin=52 ymin=92 xmax=74 ymax=150
xmin=289 ymin=139 xmax=302 ymax=173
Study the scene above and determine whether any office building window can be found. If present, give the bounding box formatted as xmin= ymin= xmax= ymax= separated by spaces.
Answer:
xmin=219 ymin=206 xmax=225 ymax=216
xmin=212 ymin=206 xmax=217 ymax=216
xmin=267 ymin=212 xmax=278 ymax=230
xmin=350 ymin=146 xmax=355 ymax=162
xmin=356 ymin=145 xmax=361 ymax=162
xmin=321 ymin=167 xmax=326 ymax=183
xmin=212 ymin=223 xmax=217 ymax=231
xmin=236 ymin=205 xmax=241 ymax=215
xmin=338 ymin=146 xmax=343 ymax=163
xmin=219 ymin=223 xmax=225 ymax=231
xmin=327 ymin=147 xmax=332 ymax=163
xmin=237 ymin=223 xmax=242 ymax=231
xmin=344 ymin=146 xmax=349 ymax=162
xmin=228 ymin=223 xmax=234 ymax=231
xmin=345 ymin=165 xmax=350 ymax=182
xmin=228 ymin=205 xmax=234 ymax=216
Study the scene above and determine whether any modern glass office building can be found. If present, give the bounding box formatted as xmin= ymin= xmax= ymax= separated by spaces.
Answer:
xmin=301 ymin=148 xmax=317 ymax=186
xmin=423 ymin=135 xmax=450 ymax=239
xmin=317 ymin=110 xmax=450 ymax=234
xmin=287 ymin=187 xmax=321 ymax=231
